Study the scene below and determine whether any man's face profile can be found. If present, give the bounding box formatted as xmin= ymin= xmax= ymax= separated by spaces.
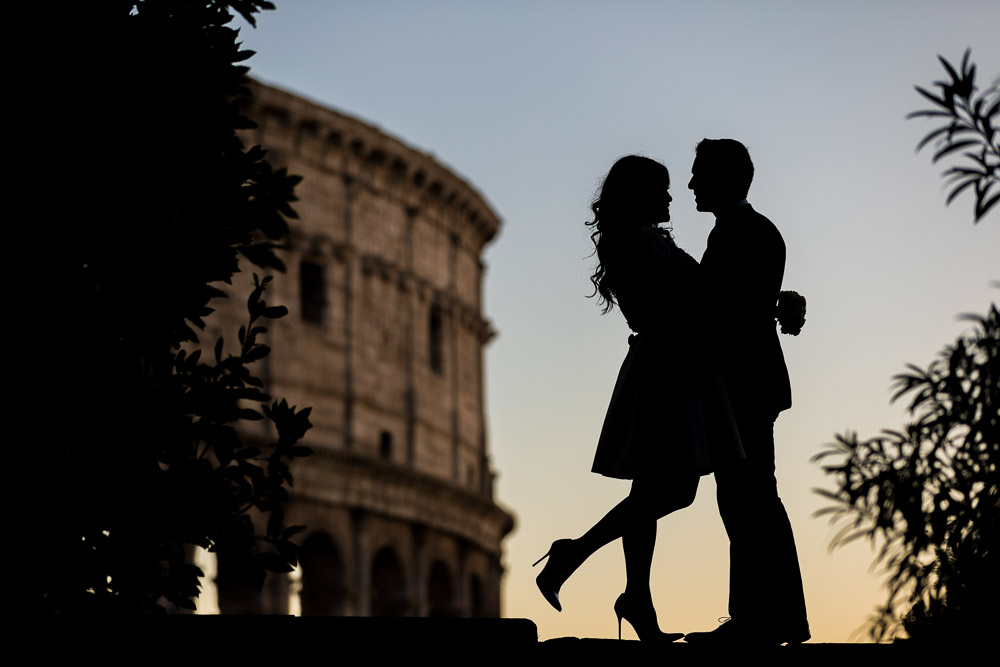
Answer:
xmin=689 ymin=155 xmax=741 ymax=214
xmin=688 ymin=156 xmax=722 ymax=213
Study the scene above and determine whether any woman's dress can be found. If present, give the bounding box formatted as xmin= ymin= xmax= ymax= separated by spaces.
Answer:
xmin=591 ymin=226 xmax=743 ymax=480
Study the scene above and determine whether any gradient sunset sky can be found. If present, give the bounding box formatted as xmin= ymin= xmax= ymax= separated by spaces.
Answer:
xmin=233 ymin=0 xmax=999 ymax=642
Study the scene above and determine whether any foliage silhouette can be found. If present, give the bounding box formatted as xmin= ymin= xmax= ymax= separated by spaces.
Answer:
xmin=908 ymin=49 xmax=999 ymax=222
xmin=34 ymin=0 xmax=312 ymax=614
xmin=813 ymin=49 xmax=998 ymax=641
xmin=813 ymin=302 xmax=999 ymax=640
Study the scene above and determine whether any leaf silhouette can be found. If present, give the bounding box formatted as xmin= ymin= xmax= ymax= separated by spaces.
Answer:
xmin=945 ymin=178 xmax=977 ymax=204
xmin=909 ymin=49 xmax=998 ymax=223
xmin=932 ymin=140 xmax=981 ymax=163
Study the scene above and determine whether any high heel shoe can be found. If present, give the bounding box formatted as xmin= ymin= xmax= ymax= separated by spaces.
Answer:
xmin=533 ymin=539 xmax=580 ymax=612
xmin=613 ymin=593 xmax=683 ymax=642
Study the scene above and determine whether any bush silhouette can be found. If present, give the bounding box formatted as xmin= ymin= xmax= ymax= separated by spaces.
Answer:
xmin=33 ymin=0 xmax=312 ymax=614
xmin=814 ymin=303 xmax=998 ymax=640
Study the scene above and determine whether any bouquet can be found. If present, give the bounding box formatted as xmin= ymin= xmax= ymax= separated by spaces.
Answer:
xmin=776 ymin=290 xmax=806 ymax=335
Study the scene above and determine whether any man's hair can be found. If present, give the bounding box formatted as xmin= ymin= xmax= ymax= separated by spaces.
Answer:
xmin=695 ymin=138 xmax=754 ymax=199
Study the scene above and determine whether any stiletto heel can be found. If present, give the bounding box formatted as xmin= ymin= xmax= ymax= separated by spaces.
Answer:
xmin=533 ymin=539 xmax=580 ymax=612
xmin=613 ymin=592 xmax=683 ymax=642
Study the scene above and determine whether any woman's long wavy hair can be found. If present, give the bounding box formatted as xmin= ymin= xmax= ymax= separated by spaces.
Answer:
xmin=586 ymin=155 xmax=672 ymax=313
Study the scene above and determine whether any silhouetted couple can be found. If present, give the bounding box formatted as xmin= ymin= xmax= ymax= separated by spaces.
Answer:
xmin=535 ymin=140 xmax=809 ymax=644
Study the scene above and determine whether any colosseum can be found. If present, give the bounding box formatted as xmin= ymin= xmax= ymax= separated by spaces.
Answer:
xmin=204 ymin=79 xmax=514 ymax=617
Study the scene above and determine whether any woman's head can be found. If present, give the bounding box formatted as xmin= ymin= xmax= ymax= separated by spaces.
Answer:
xmin=591 ymin=155 xmax=672 ymax=232
xmin=586 ymin=155 xmax=673 ymax=313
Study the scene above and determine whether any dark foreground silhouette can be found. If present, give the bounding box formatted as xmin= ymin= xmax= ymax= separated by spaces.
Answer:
xmin=683 ymin=139 xmax=809 ymax=645
xmin=537 ymin=143 xmax=810 ymax=645
xmin=536 ymin=155 xmax=742 ymax=641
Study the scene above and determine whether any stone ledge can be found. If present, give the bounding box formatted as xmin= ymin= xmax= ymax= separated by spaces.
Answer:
xmin=538 ymin=636 xmax=930 ymax=665
xmin=36 ymin=617 xmax=958 ymax=663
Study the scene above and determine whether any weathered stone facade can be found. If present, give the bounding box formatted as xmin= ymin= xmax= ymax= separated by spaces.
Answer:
xmin=209 ymin=80 xmax=513 ymax=617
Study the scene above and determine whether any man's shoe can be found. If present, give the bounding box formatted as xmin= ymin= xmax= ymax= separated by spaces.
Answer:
xmin=683 ymin=617 xmax=810 ymax=645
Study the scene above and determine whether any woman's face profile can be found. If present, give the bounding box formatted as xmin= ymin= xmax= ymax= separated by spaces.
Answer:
xmin=642 ymin=173 xmax=671 ymax=224
xmin=659 ymin=177 xmax=672 ymax=223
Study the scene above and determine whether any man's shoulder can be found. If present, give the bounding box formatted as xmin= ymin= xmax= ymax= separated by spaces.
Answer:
xmin=741 ymin=203 xmax=776 ymax=226
xmin=705 ymin=205 xmax=785 ymax=267
xmin=740 ymin=205 xmax=785 ymax=247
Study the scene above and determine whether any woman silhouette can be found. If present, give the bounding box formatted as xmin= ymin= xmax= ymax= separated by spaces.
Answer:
xmin=534 ymin=155 xmax=742 ymax=641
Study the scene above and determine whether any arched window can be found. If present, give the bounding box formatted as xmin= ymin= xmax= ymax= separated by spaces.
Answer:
xmin=429 ymin=304 xmax=444 ymax=374
xmin=379 ymin=431 xmax=393 ymax=460
xmin=300 ymin=260 xmax=326 ymax=325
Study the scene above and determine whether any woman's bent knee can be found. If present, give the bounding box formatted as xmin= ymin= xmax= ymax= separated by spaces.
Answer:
xmin=630 ymin=473 xmax=698 ymax=518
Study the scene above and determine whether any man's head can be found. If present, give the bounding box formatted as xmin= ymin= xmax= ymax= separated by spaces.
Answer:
xmin=688 ymin=138 xmax=754 ymax=213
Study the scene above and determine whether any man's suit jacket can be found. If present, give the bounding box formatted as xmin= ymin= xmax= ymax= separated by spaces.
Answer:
xmin=700 ymin=203 xmax=792 ymax=418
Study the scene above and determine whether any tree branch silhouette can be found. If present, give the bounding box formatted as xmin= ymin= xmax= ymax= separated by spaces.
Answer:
xmin=814 ymin=303 xmax=998 ymax=641
xmin=33 ymin=0 xmax=312 ymax=614
xmin=908 ymin=49 xmax=999 ymax=222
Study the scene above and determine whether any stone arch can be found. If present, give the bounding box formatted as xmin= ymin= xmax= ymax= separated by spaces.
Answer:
xmin=427 ymin=560 xmax=455 ymax=618
xmin=215 ymin=549 xmax=262 ymax=614
xmin=370 ymin=546 xmax=409 ymax=616
xmin=299 ymin=531 xmax=347 ymax=616
xmin=469 ymin=572 xmax=485 ymax=618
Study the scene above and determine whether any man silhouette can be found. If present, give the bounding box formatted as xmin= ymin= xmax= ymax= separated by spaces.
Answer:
xmin=684 ymin=139 xmax=809 ymax=645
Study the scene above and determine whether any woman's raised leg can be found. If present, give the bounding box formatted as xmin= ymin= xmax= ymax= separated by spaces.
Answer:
xmin=535 ymin=496 xmax=634 ymax=611
xmin=535 ymin=472 xmax=698 ymax=615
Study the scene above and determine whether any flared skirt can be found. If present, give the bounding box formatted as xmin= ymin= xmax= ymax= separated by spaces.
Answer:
xmin=591 ymin=332 xmax=744 ymax=480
